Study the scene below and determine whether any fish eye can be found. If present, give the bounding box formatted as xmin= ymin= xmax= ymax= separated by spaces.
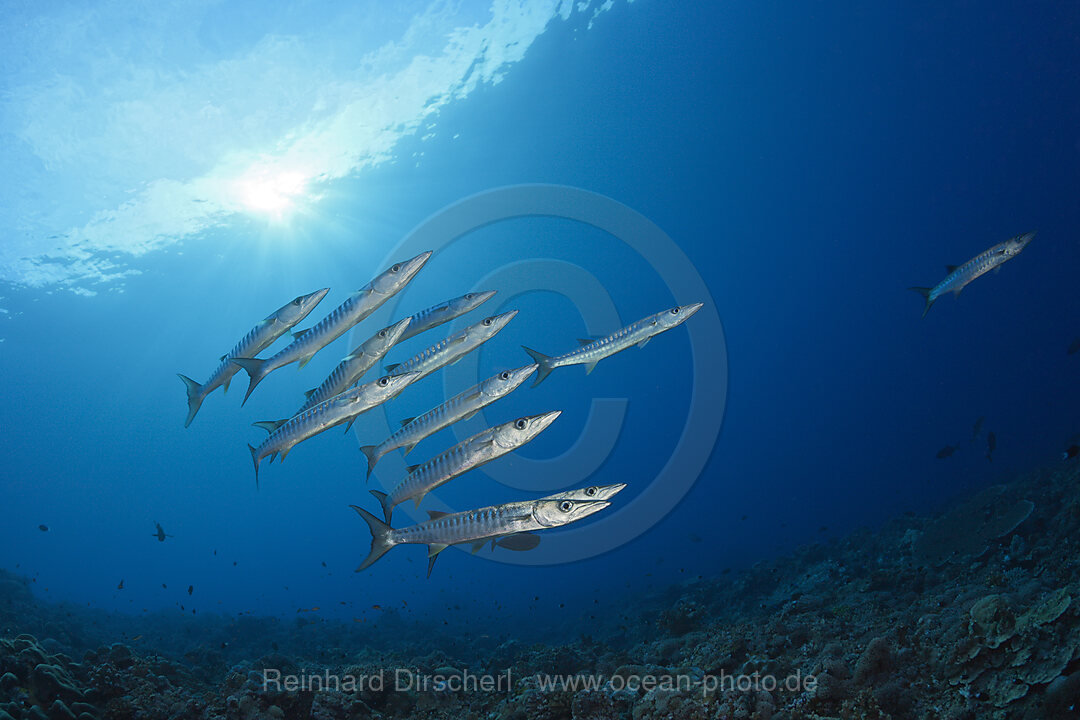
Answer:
xmin=483 ymin=317 xmax=494 ymax=326
xmin=378 ymin=330 xmax=387 ymax=338
xmin=514 ymin=418 xmax=528 ymax=430
xmin=292 ymin=297 xmax=303 ymax=305
xmin=559 ymin=501 xmax=573 ymax=512
xmin=378 ymin=376 xmax=390 ymax=387
xmin=499 ymin=371 xmax=510 ymax=380
xmin=465 ymin=293 xmax=475 ymax=300
xmin=391 ymin=263 xmax=401 ymax=272
xmin=670 ymin=307 xmax=680 ymax=315
xmin=585 ymin=486 xmax=598 ymax=496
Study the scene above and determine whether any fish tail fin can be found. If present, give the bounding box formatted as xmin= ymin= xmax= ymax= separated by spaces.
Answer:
xmin=908 ymin=287 xmax=934 ymax=318
xmin=521 ymin=346 xmax=554 ymax=386
xmin=230 ymin=357 xmax=267 ymax=406
xmin=370 ymin=489 xmax=393 ymax=524
xmin=350 ymin=505 xmax=394 ymax=571
xmin=360 ymin=445 xmax=380 ymax=481
xmin=177 ymin=374 xmax=204 ymax=428
xmin=247 ymin=444 xmax=260 ymax=488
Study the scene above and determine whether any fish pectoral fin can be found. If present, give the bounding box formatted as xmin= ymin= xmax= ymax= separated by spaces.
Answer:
xmin=222 ymin=377 xmax=231 ymax=394
xmin=297 ymin=354 xmax=315 ymax=370
xmin=399 ymin=416 xmax=416 ymax=428
xmin=426 ymin=510 xmax=449 ymax=520
xmin=402 ymin=443 xmax=417 ymax=456
xmin=406 ymin=464 xmax=422 ymax=474
xmin=426 ymin=555 xmax=438 ymax=579
xmin=427 ymin=543 xmax=448 ymax=558
xmin=470 ymin=541 xmax=485 ymax=554
xmin=292 ymin=328 xmax=310 ymax=340
xmin=945 ymin=264 xmax=959 ymax=274
xmin=584 ymin=361 xmax=599 ymax=375
xmin=636 ymin=337 xmax=651 ymax=349
xmin=413 ymin=492 xmax=427 ymax=508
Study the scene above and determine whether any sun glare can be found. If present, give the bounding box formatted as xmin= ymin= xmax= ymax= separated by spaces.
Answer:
xmin=233 ymin=168 xmax=311 ymax=221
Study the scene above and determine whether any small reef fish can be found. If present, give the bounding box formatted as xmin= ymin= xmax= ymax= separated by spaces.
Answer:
xmin=398 ymin=291 xmax=497 ymax=342
xmin=351 ymin=491 xmax=612 ymax=577
xmin=178 ymin=288 xmax=329 ymax=427
xmin=153 ymin=523 xmax=173 ymax=542
xmin=234 ymin=252 xmax=431 ymax=404
xmin=248 ymin=372 xmax=421 ymax=484
xmin=971 ymin=416 xmax=985 ymax=442
xmin=38 ymin=525 xmax=49 ymax=532
xmin=986 ymin=431 xmax=997 ymax=462
xmin=370 ymin=411 xmax=562 ymax=523
xmin=936 ymin=444 xmax=959 ymax=459
xmin=297 ymin=317 xmax=413 ymax=414
xmin=909 ymin=231 xmax=1034 ymax=318
xmin=385 ymin=310 xmax=518 ymax=384
xmin=522 ymin=303 xmax=703 ymax=386
xmin=360 ymin=364 xmax=537 ymax=479
xmin=117 ymin=579 xmax=124 ymax=590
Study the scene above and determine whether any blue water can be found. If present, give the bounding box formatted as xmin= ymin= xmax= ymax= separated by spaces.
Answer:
xmin=2 ymin=1 xmax=1079 ymax=641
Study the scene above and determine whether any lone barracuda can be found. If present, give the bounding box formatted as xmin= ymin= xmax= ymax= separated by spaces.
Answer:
xmin=487 ymin=483 xmax=628 ymax=552
xmin=233 ymin=251 xmax=431 ymax=404
xmin=247 ymin=372 xmax=420 ymax=485
xmin=351 ymin=491 xmax=612 ymax=576
xmin=384 ymin=310 xmax=518 ymax=383
xmin=370 ymin=411 xmax=561 ymax=523
xmin=522 ymin=303 xmax=703 ymax=386
xmin=297 ymin=317 xmax=413 ymax=414
xmin=359 ymin=363 xmax=537 ymax=480
xmin=910 ymin=231 xmax=1034 ymax=318
xmin=398 ymin=290 xmax=497 ymax=342
xmin=177 ymin=288 xmax=329 ymax=428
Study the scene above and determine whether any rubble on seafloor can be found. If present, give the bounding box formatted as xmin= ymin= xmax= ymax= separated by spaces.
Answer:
xmin=3 ymin=462 xmax=1080 ymax=719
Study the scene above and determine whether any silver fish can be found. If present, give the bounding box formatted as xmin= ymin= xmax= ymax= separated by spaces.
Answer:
xmin=370 ymin=410 xmax=561 ymax=523
xmin=233 ymin=251 xmax=431 ymax=404
xmin=399 ymin=290 xmax=497 ymax=342
xmin=910 ymin=231 xmax=1034 ymax=318
xmin=359 ymin=363 xmax=537 ymax=480
xmin=177 ymin=288 xmax=329 ymax=427
xmin=351 ymin=493 xmax=611 ymax=575
xmin=297 ymin=317 xmax=413 ymax=413
xmin=522 ymin=303 xmax=703 ymax=386
xmin=384 ymin=310 xmax=518 ymax=383
xmin=246 ymin=372 xmax=420 ymax=485
xmin=488 ymin=483 xmax=628 ymax=552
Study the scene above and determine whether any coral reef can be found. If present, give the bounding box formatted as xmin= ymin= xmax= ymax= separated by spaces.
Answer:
xmin=2 ymin=463 xmax=1080 ymax=719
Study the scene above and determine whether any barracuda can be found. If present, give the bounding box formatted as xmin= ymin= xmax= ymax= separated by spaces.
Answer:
xmin=246 ymin=372 xmax=420 ymax=485
xmin=359 ymin=363 xmax=537 ymax=480
xmin=487 ymin=482 xmax=628 ymax=552
xmin=398 ymin=290 xmax=496 ymax=342
xmin=351 ymin=491 xmax=612 ymax=576
xmin=384 ymin=309 xmax=517 ymax=383
xmin=369 ymin=410 xmax=561 ymax=523
xmin=522 ymin=303 xmax=703 ymax=386
xmin=910 ymin=231 xmax=1034 ymax=318
xmin=297 ymin=317 xmax=413 ymax=414
xmin=233 ymin=251 xmax=431 ymax=404
xmin=177 ymin=288 xmax=329 ymax=428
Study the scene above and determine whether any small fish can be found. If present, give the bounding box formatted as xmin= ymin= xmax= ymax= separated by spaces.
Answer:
xmin=117 ymin=579 xmax=124 ymax=590
xmin=936 ymin=444 xmax=959 ymax=459
xmin=178 ymin=288 xmax=329 ymax=427
xmin=1063 ymin=444 xmax=1079 ymax=461
xmin=399 ymin=291 xmax=497 ymax=342
xmin=152 ymin=523 xmax=173 ymax=542
xmin=523 ymin=303 xmax=703 ymax=386
xmin=909 ymin=231 xmax=1034 ymax=318
xmin=1068 ymin=338 xmax=1080 ymax=355
xmin=131 ymin=635 xmax=142 ymax=642
xmin=187 ymin=585 xmax=193 ymax=596
xmin=371 ymin=604 xmax=382 ymax=610
xmin=986 ymin=431 xmax=997 ymax=462
xmin=971 ymin=416 xmax=985 ymax=442
xmin=233 ymin=252 xmax=431 ymax=404
xmin=38 ymin=525 xmax=49 ymax=532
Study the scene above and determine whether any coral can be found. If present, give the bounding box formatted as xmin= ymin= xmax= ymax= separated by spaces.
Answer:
xmin=914 ymin=485 xmax=1034 ymax=566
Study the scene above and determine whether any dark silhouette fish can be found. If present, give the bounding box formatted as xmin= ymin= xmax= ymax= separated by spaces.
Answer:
xmin=38 ymin=525 xmax=49 ymax=532
xmin=910 ymin=231 xmax=1034 ymax=318
xmin=986 ymin=431 xmax=997 ymax=462
xmin=1064 ymin=444 xmax=1079 ymax=461
xmin=936 ymin=443 xmax=959 ymax=459
xmin=153 ymin=523 xmax=173 ymax=542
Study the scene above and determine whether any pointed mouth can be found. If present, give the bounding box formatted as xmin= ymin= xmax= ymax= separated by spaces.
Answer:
xmin=510 ymin=363 xmax=540 ymax=385
xmin=305 ymin=287 xmax=331 ymax=307
xmin=399 ymin=250 xmax=433 ymax=279
xmin=533 ymin=409 xmax=562 ymax=431
xmin=680 ymin=302 xmax=704 ymax=318
xmin=473 ymin=290 xmax=498 ymax=305
xmin=574 ymin=500 xmax=612 ymax=520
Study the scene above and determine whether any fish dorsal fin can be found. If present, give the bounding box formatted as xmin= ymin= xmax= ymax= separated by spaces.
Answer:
xmin=577 ymin=338 xmax=594 ymax=346
xmin=406 ymin=464 xmax=422 ymax=474
xmin=253 ymin=419 xmax=287 ymax=434
xmin=303 ymin=388 xmax=317 ymax=399
xmin=427 ymin=543 xmax=448 ymax=558
xmin=945 ymin=264 xmax=959 ymax=274
xmin=636 ymin=337 xmax=651 ymax=349
xmin=384 ymin=363 xmax=401 ymax=374
xmin=426 ymin=510 xmax=449 ymax=520
xmin=219 ymin=354 xmax=228 ymax=362
xmin=292 ymin=328 xmax=309 ymax=340
xmin=399 ymin=416 xmax=416 ymax=428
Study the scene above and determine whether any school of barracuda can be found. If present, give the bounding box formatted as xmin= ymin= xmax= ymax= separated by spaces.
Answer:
xmin=177 ymin=251 xmax=701 ymax=575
